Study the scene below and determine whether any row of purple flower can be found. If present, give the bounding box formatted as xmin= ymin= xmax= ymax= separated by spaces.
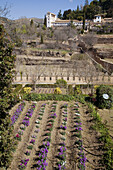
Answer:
xmin=19 ymin=103 xmax=46 ymax=170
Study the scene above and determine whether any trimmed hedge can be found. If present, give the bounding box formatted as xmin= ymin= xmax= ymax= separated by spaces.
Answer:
xmin=23 ymin=93 xmax=75 ymax=101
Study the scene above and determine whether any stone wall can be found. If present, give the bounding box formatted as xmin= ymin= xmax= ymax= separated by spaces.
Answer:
xmin=14 ymin=73 xmax=113 ymax=86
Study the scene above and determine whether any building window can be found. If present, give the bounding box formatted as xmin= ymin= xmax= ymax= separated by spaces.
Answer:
xmin=44 ymin=77 xmax=46 ymax=81
xmin=38 ymin=76 xmax=40 ymax=80
xmin=50 ymin=77 xmax=52 ymax=81
xmin=73 ymin=77 xmax=75 ymax=81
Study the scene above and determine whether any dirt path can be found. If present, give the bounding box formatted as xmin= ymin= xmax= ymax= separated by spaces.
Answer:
xmin=79 ymin=103 xmax=104 ymax=170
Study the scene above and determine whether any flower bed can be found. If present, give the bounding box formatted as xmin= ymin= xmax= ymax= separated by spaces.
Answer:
xmin=36 ymin=102 xmax=57 ymax=170
xmin=10 ymin=101 xmax=25 ymax=125
xmin=15 ymin=103 xmax=36 ymax=143
xmin=18 ymin=103 xmax=46 ymax=169
xmin=56 ymin=103 xmax=68 ymax=170
xmin=74 ymin=103 xmax=87 ymax=170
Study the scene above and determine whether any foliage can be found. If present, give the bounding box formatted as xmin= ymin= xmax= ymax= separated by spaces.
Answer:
xmin=13 ymin=84 xmax=22 ymax=93
xmin=24 ymin=87 xmax=32 ymax=94
xmin=55 ymin=79 xmax=67 ymax=88
xmin=87 ymin=103 xmax=113 ymax=169
xmin=23 ymin=93 xmax=75 ymax=101
xmin=40 ymin=33 xmax=44 ymax=44
xmin=0 ymin=24 xmax=16 ymax=168
xmin=54 ymin=87 xmax=62 ymax=94
xmin=96 ymin=85 xmax=113 ymax=109
xmin=68 ymin=85 xmax=74 ymax=95
xmin=44 ymin=15 xmax=47 ymax=27
xmin=74 ymin=85 xmax=82 ymax=94
xmin=57 ymin=10 xmax=62 ymax=19
xmin=42 ymin=25 xmax=46 ymax=30
xmin=60 ymin=0 xmax=113 ymax=20
xmin=30 ymin=19 xmax=34 ymax=27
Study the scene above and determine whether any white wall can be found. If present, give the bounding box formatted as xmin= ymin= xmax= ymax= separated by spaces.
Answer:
xmin=46 ymin=12 xmax=56 ymax=27
xmin=94 ymin=16 xmax=101 ymax=23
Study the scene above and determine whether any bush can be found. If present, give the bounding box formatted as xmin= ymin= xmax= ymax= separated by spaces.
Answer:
xmin=54 ymin=87 xmax=62 ymax=94
xmin=55 ymin=79 xmax=67 ymax=88
xmin=23 ymin=93 xmax=75 ymax=101
xmin=13 ymin=84 xmax=22 ymax=93
xmin=68 ymin=85 xmax=74 ymax=95
xmin=96 ymin=85 xmax=113 ymax=109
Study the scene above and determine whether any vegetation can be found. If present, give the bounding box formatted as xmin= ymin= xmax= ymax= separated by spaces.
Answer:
xmin=96 ymin=85 xmax=113 ymax=109
xmin=54 ymin=87 xmax=62 ymax=94
xmin=55 ymin=79 xmax=67 ymax=88
xmin=58 ymin=0 xmax=113 ymax=21
xmin=0 ymin=24 xmax=16 ymax=168
xmin=87 ymin=103 xmax=113 ymax=169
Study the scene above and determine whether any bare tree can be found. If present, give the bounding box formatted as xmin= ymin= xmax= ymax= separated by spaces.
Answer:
xmin=0 ymin=2 xmax=10 ymax=17
xmin=81 ymin=33 xmax=98 ymax=47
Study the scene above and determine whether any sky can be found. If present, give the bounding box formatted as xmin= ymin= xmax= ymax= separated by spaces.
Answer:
xmin=0 ymin=0 xmax=92 ymax=20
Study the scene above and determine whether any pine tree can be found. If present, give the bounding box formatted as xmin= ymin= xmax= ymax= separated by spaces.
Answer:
xmin=30 ymin=19 xmax=34 ymax=26
xmin=44 ymin=15 xmax=47 ymax=27
xmin=57 ymin=10 xmax=62 ymax=19
xmin=0 ymin=24 xmax=16 ymax=168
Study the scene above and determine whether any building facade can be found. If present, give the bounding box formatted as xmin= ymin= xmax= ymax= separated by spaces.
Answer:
xmin=46 ymin=12 xmax=89 ymax=28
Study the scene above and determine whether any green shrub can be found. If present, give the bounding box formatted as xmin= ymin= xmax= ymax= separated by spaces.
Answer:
xmin=68 ymin=85 xmax=74 ymax=95
xmin=13 ymin=84 xmax=22 ymax=93
xmin=96 ymin=85 xmax=113 ymax=109
xmin=55 ymin=79 xmax=67 ymax=88
xmin=23 ymin=93 xmax=75 ymax=101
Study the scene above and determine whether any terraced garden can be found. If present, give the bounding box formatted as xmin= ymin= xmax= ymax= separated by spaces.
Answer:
xmin=7 ymin=100 xmax=109 ymax=170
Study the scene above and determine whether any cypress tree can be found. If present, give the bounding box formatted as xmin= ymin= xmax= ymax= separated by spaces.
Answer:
xmin=0 ymin=24 xmax=16 ymax=168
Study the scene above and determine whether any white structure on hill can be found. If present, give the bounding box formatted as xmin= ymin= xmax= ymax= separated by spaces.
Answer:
xmin=93 ymin=14 xmax=102 ymax=23
xmin=46 ymin=12 xmax=57 ymax=27
xmin=46 ymin=12 xmax=89 ymax=28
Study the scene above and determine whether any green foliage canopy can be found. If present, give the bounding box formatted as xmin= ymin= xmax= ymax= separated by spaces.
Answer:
xmin=0 ymin=24 xmax=16 ymax=168
xmin=96 ymin=85 xmax=113 ymax=109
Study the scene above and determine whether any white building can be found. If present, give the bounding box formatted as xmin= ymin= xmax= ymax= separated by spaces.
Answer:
xmin=93 ymin=15 xmax=102 ymax=23
xmin=46 ymin=12 xmax=56 ymax=27
xmin=46 ymin=12 xmax=89 ymax=28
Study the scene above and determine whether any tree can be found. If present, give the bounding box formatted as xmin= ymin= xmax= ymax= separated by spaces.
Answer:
xmin=0 ymin=3 xmax=10 ymax=17
xmin=44 ymin=15 xmax=47 ymax=27
xmin=55 ymin=79 xmax=67 ymax=88
xmin=57 ymin=10 xmax=62 ymax=19
xmin=0 ymin=24 xmax=16 ymax=168
xmin=40 ymin=33 xmax=44 ymax=44
xmin=30 ymin=19 xmax=34 ymax=27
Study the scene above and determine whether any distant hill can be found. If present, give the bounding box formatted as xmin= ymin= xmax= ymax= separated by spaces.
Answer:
xmin=14 ymin=17 xmax=43 ymax=24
